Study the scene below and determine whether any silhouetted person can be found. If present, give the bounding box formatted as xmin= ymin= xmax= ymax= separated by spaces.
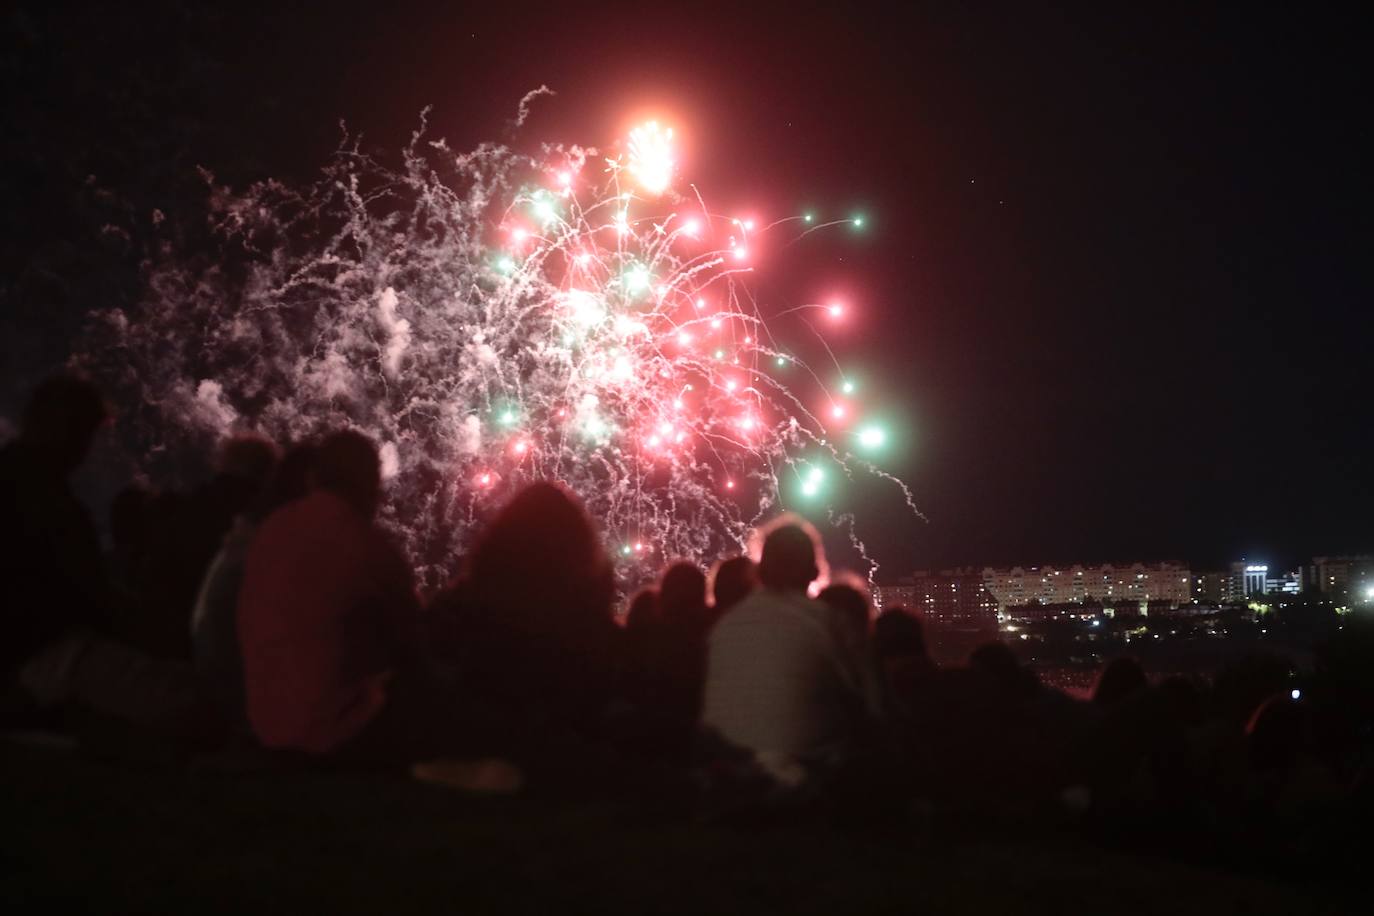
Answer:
xmin=818 ymin=582 xmax=873 ymax=645
xmin=1093 ymin=657 xmax=1149 ymax=706
xmin=624 ymin=587 xmax=660 ymax=635
xmin=702 ymin=516 xmax=881 ymax=787
xmin=428 ymin=482 xmax=621 ymax=783
xmin=143 ymin=434 xmax=280 ymax=659
xmin=191 ymin=441 xmax=317 ymax=727
xmin=1 ymin=375 xmax=111 ymax=680
xmin=969 ymin=641 xmax=1040 ymax=699
xmin=237 ymin=430 xmax=421 ymax=755
xmin=620 ymin=587 xmax=660 ymax=711
xmin=708 ymin=554 xmax=757 ymax=621
xmin=653 ymin=561 xmax=711 ymax=749
xmin=2 ymin=375 xmax=205 ymax=736
xmin=873 ymin=606 xmax=936 ymax=710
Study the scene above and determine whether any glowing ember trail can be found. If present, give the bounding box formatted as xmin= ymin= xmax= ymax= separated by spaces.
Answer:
xmin=86 ymin=102 xmax=921 ymax=589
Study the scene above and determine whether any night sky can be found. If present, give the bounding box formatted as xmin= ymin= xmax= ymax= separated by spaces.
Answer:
xmin=3 ymin=3 xmax=1370 ymax=576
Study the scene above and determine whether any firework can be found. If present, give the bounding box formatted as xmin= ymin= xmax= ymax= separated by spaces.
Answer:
xmin=88 ymin=104 xmax=914 ymax=590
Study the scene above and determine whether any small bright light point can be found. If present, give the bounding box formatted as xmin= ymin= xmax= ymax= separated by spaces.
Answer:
xmin=831 ymin=404 xmax=845 ymax=419
xmin=497 ymin=257 xmax=515 ymax=273
xmin=743 ymin=219 xmax=755 ymax=231
xmin=634 ymin=542 xmax=644 ymax=552
xmin=513 ymin=440 xmax=528 ymax=454
xmin=858 ymin=426 xmax=887 ymax=448
xmin=683 ymin=218 xmax=701 ymax=236
xmin=511 ymin=227 xmax=528 ymax=243
xmin=659 ymin=422 xmax=673 ymax=435
xmin=678 ymin=332 xmax=692 ymax=346
xmin=841 ymin=380 xmax=855 ymax=394
xmin=625 ymin=265 xmax=651 ymax=292
xmin=714 ymin=349 xmax=724 ymax=359
xmin=852 ymin=216 xmax=865 ymax=228
xmin=803 ymin=213 xmax=814 ymax=223
xmin=801 ymin=481 xmax=819 ymax=497
xmin=725 ymin=379 xmax=737 ymax=391
xmin=807 ymin=467 xmax=823 ymax=484
xmin=500 ymin=410 xmax=516 ymax=425
xmin=673 ymin=399 xmax=683 ymax=410
xmin=1290 ymin=688 xmax=1302 ymax=700
xmin=743 ymin=335 xmax=752 ymax=344
xmin=574 ymin=252 xmax=590 ymax=266
xmin=622 ymin=545 xmax=632 ymax=556
xmin=557 ymin=171 xmax=572 ymax=186
xmin=726 ymin=479 xmax=736 ymax=490
xmin=533 ymin=200 xmax=556 ymax=222
xmin=740 ymin=417 xmax=755 ymax=430
xmin=732 ymin=246 xmax=748 ymax=261
xmin=556 ymin=408 xmax=567 ymax=418
xmin=675 ymin=432 xmax=685 ymax=443
xmin=647 ymin=435 xmax=660 ymax=447
xmin=776 ymin=356 xmax=787 ymax=367
xmin=695 ymin=298 xmax=705 ymax=309
xmin=478 ymin=472 xmax=492 ymax=486
xmin=828 ymin=303 xmax=843 ymax=318
xmin=710 ymin=318 xmax=722 ymax=330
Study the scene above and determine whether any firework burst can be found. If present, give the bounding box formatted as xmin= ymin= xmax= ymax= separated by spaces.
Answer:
xmin=87 ymin=103 xmax=915 ymax=591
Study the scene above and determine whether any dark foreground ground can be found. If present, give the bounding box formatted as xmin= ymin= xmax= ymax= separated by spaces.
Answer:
xmin=1 ymin=742 xmax=1354 ymax=915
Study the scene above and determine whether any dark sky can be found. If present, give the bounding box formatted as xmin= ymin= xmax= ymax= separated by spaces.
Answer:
xmin=4 ymin=2 xmax=1370 ymax=574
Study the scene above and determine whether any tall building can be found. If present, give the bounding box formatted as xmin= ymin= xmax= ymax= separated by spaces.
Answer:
xmin=980 ymin=562 xmax=1191 ymax=614
xmin=1231 ymin=562 xmax=1269 ymax=598
xmin=1264 ymin=570 xmax=1301 ymax=595
xmin=1193 ymin=570 xmax=1237 ymax=604
xmin=1308 ymin=555 xmax=1374 ymax=605
xmin=877 ymin=569 xmax=999 ymax=665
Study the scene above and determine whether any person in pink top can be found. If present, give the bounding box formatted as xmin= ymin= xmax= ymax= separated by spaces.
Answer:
xmin=237 ymin=430 xmax=420 ymax=755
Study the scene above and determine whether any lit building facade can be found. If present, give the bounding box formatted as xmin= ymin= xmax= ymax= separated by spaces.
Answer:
xmin=877 ymin=569 xmax=999 ymax=630
xmin=980 ymin=562 xmax=1192 ymax=613
xmin=1308 ymin=555 xmax=1374 ymax=605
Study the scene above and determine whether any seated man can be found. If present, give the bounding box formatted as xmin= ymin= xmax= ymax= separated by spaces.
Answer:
xmin=702 ymin=516 xmax=881 ymax=787
xmin=236 ymin=430 xmax=423 ymax=756
xmin=2 ymin=374 xmax=203 ymax=737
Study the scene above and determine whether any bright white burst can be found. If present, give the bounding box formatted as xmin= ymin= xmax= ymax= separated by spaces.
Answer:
xmin=626 ymin=120 xmax=674 ymax=196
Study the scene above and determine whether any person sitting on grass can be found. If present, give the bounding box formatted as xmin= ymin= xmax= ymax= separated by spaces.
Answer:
xmin=702 ymin=516 xmax=882 ymax=788
xmin=2 ymin=374 xmax=207 ymax=740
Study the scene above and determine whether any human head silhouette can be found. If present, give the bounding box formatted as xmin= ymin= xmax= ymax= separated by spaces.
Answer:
xmin=754 ymin=514 xmax=823 ymax=593
xmin=20 ymin=373 xmax=108 ymax=474
xmin=311 ymin=430 xmax=381 ymax=519
xmin=874 ymin=606 xmax=928 ymax=662
xmin=467 ymin=481 xmax=614 ymax=630
xmin=252 ymin=441 xmax=318 ymax=520
xmin=1093 ymin=656 xmax=1148 ymax=705
xmin=624 ymin=587 xmax=659 ymax=635
xmin=659 ymin=561 xmax=707 ymax=625
xmin=708 ymin=555 xmax=757 ymax=614
xmin=216 ymin=433 xmax=279 ymax=487
xmin=819 ymin=582 xmax=872 ymax=638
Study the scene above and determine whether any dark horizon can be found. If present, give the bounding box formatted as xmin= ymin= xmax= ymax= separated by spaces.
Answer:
xmin=3 ymin=2 xmax=1370 ymax=577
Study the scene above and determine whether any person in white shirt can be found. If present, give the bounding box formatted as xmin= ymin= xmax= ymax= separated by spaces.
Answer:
xmin=701 ymin=515 xmax=881 ymax=787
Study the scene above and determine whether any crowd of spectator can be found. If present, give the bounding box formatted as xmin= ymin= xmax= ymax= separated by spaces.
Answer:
xmin=3 ymin=374 xmax=1371 ymax=873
